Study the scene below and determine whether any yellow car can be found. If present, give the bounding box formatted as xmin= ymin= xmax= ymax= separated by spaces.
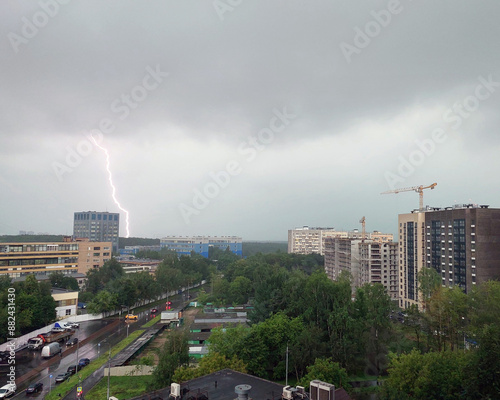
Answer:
xmin=125 ymin=314 xmax=138 ymax=321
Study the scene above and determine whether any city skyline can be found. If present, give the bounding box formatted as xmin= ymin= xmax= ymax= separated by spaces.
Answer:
xmin=1 ymin=1 xmax=500 ymax=241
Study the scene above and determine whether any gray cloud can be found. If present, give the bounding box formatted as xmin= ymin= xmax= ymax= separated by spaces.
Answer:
xmin=1 ymin=0 xmax=500 ymax=239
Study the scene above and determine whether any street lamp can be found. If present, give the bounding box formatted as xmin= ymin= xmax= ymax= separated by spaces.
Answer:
xmin=98 ymin=341 xmax=111 ymax=400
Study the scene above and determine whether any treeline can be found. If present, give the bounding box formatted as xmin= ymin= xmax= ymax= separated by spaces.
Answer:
xmin=0 ymin=275 xmax=57 ymax=343
xmin=118 ymin=237 xmax=160 ymax=248
xmin=241 ymin=241 xmax=288 ymax=257
xmin=83 ymin=251 xmax=213 ymax=314
xmin=0 ymin=234 xmax=64 ymax=243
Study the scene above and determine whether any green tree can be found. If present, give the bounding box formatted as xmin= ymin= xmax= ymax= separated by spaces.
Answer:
xmin=131 ymin=271 xmax=160 ymax=304
xmin=86 ymin=290 xmax=118 ymax=315
xmin=152 ymin=330 xmax=189 ymax=388
xmin=381 ymin=349 xmax=467 ymax=400
xmin=297 ymin=358 xmax=350 ymax=391
xmin=228 ymin=276 xmax=252 ymax=305
xmin=49 ymin=271 xmax=79 ymax=291
xmin=418 ymin=266 xmax=441 ymax=307
xmin=172 ymin=352 xmax=246 ymax=382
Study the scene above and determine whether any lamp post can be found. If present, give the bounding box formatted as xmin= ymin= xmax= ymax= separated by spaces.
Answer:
xmin=75 ymin=328 xmax=81 ymax=397
xmin=99 ymin=341 xmax=111 ymax=400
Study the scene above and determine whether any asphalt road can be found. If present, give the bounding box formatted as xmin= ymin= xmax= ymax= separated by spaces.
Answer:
xmin=4 ymin=296 xmax=185 ymax=399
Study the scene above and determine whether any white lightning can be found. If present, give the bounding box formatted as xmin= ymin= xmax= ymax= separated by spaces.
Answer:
xmin=90 ymin=135 xmax=130 ymax=238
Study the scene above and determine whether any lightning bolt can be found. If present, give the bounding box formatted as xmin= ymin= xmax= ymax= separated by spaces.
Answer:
xmin=90 ymin=135 xmax=130 ymax=238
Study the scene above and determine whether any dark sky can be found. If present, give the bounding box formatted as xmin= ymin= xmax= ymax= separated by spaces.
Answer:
xmin=1 ymin=0 xmax=499 ymax=240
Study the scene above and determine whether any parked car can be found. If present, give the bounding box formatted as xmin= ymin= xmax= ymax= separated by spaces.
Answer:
xmin=67 ymin=338 xmax=78 ymax=346
xmin=0 ymin=384 xmax=16 ymax=398
xmin=125 ymin=314 xmax=138 ymax=321
xmin=55 ymin=373 xmax=70 ymax=383
xmin=78 ymin=358 xmax=90 ymax=367
xmin=25 ymin=382 xmax=43 ymax=395
xmin=67 ymin=365 xmax=82 ymax=375
xmin=67 ymin=322 xmax=79 ymax=329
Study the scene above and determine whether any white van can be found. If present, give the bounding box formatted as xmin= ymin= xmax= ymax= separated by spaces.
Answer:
xmin=41 ymin=342 xmax=61 ymax=358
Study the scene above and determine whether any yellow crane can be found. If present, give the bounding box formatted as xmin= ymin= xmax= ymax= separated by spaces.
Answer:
xmin=359 ymin=216 xmax=366 ymax=241
xmin=381 ymin=183 xmax=437 ymax=210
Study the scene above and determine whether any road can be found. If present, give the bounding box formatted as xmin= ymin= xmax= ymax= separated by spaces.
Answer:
xmin=4 ymin=297 xmax=185 ymax=399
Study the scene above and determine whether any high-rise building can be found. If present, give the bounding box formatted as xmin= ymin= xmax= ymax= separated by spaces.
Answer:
xmin=160 ymin=236 xmax=242 ymax=258
xmin=73 ymin=211 xmax=120 ymax=253
xmin=289 ymin=226 xmax=394 ymax=256
xmin=288 ymin=227 xmax=338 ymax=255
xmin=324 ymin=237 xmax=399 ymax=300
xmin=398 ymin=204 xmax=500 ymax=309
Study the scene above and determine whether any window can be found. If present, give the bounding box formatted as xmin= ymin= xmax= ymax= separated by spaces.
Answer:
xmin=66 ymin=309 xmax=71 ymax=315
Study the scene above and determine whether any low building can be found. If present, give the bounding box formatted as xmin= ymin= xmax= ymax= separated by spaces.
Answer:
xmin=0 ymin=242 xmax=79 ymax=279
xmin=51 ymin=287 xmax=78 ymax=318
xmin=119 ymin=245 xmax=161 ymax=256
xmin=160 ymin=236 xmax=242 ymax=258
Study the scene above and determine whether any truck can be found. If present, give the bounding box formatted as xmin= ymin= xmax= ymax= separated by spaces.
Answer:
xmin=27 ymin=328 xmax=75 ymax=350
xmin=41 ymin=342 xmax=61 ymax=358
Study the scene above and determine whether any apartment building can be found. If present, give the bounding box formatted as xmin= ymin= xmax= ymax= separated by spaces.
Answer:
xmin=398 ymin=204 xmax=500 ymax=309
xmin=289 ymin=226 xmax=394 ymax=256
xmin=324 ymin=237 xmax=399 ymax=300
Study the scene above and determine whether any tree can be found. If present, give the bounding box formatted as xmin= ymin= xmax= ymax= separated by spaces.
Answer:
xmin=131 ymin=271 xmax=160 ymax=304
xmin=153 ymin=330 xmax=189 ymax=388
xmin=112 ymin=277 xmax=138 ymax=309
xmin=381 ymin=350 xmax=467 ymax=400
xmin=297 ymin=358 xmax=350 ymax=391
xmin=86 ymin=290 xmax=118 ymax=315
xmin=49 ymin=271 xmax=79 ymax=291
xmin=418 ymin=267 xmax=441 ymax=308
xmin=172 ymin=352 xmax=246 ymax=382
xmin=228 ymin=276 xmax=252 ymax=305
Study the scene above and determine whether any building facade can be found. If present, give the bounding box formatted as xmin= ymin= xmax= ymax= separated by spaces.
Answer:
xmin=289 ymin=226 xmax=394 ymax=256
xmin=160 ymin=236 xmax=242 ymax=258
xmin=51 ymin=288 xmax=78 ymax=318
xmin=73 ymin=211 xmax=120 ymax=253
xmin=0 ymin=242 xmax=79 ymax=279
xmin=398 ymin=204 xmax=500 ymax=309
xmin=324 ymin=237 xmax=399 ymax=300
xmin=288 ymin=227 xmax=338 ymax=255
xmin=76 ymin=239 xmax=113 ymax=275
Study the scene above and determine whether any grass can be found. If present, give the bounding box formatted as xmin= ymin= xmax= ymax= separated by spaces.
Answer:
xmin=142 ymin=314 xmax=161 ymax=328
xmin=84 ymin=375 xmax=154 ymax=400
xmin=45 ymin=330 xmax=145 ymax=400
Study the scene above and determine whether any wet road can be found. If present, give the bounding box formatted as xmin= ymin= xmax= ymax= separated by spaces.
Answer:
xmin=4 ymin=297 xmax=184 ymax=399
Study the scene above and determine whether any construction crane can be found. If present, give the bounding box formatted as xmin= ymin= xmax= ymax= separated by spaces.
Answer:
xmin=359 ymin=216 xmax=366 ymax=241
xmin=381 ymin=183 xmax=437 ymax=210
